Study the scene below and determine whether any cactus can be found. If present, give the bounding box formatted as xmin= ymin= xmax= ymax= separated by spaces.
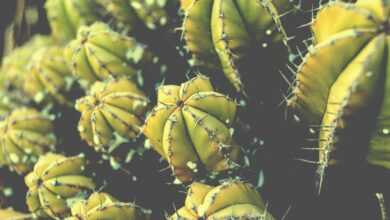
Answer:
xmin=288 ymin=0 xmax=390 ymax=191
xmin=170 ymin=180 xmax=275 ymax=220
xmin=75 ymin=77 xmax=149 ymax=152
xmin=65 ymin=192 xmax=151 ymax=220
xmin=45 ymin=0 xmax=99 ymax=43
xmin=65 ymin=22 xmax=153 ymax=88
xmin=0 ymin=208 xmax=32 ymax=220
xmin=180 ymin=0 xmax=293 ymax=92
xmin=25 ymin=153 xmax=96 ymax=219
xmin=96 ymin=0 xmax=173 ymax=30
xmin=143 ymin=75 xmax=239 ymax=182
xmin=0 ymin=90 xmax=29 ymax=119
xmin=1 ymin=35 xmax=52 ymax=91
xmin=0 ymin=108 xmax=56 ymax=174
xmin=24 ymin=46 xmax=76 ymax=106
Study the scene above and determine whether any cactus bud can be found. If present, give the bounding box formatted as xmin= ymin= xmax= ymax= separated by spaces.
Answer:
xmin=143 ymin=75 xmax=239 ymax=182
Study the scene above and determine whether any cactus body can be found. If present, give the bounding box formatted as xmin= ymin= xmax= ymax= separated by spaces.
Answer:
xmin=0 ymin=208 xmax=31 ymax=220
xmin=0 ymin=91 xmax=28 ymax=119
xmin=288 ymin=0 xmax=390 ymax=188
xmin=66 ymin=192 xmax=151 ymax=220
xmin=180 ymin=0 xmax=292 ymax=92
xmin=25 ymin=153 xmax=95 ymax=219
xmin=45 ymin=0 xmax=99 ymax=43
xmin=75 ymin=77 xmax=149 ymax=152
xmin=170 ymin=180 xmax=275 ymax=220
xmin=65 ymin=22 xmax=152 ymax=87
xmin=25 ymin=46 xmax=75 ymax=105
xmin=0 ymin=108 xmax=56 ymax=174
xmin=144 ymin=75 xmax=239 ymax=182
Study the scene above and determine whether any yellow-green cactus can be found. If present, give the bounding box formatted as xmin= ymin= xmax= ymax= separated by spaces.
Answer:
xmin=75 ymin=77 xmax=149 ymax=152
xmin=24 ymin=46 xmax=76 ymax=106
xmin=96 ymin=0 xmax=172 ymax=30
xmin=288 ymin=0 xmax=390 ymax=190
xmin=170 ymin=180 xmax=275 ymax=220
xmin=0 ymin=208 xmax=32 ymax=220
xmin=143 ymin=75 xmax=239 ymax=182
xmin=65 ymin=192 xmax=151 ymax=220
xmin=0 ymin=90 xmax=28 ymax=119
xmin=0 ymin=108 xmax=56 ymax=174
xmin=1 ymin=35 xmax=52 ymax=90
xmin=25 ymin=153 xmax=96 ymax=219
xmin=65 ymin=22 xmax=152 ymax=87
xmin=45 ymin=0 xmax=99 ymax=43
xmin=180 ymin=0 xmax=293 ymax=92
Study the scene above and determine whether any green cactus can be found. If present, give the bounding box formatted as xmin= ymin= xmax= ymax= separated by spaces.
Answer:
xmin=0 ymin=108 xmax=56 ymax=174
xmin=170 ymin=180 xmax=275 ymax=220
xmin=45 ymin=0 xmax=99 ymax=43
xmin=65 ymin=192 xmax=151 ymax=220
xmin=143 ymin=75 xmax=240 ymax=183
xmin=288 ymin=0 xmax=390 ymax=191
xmin=25 ymin=153 xmax=95 ymax=219
xmin=180 ymin=0 xmax=294 ymax=92
xmin=65 ymin=22 xmax=153 ymax=88
xmin=24 ymin=46 xmax=76 ymax=106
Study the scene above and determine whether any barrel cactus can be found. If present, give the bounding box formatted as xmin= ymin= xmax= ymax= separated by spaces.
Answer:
xmin=75 ymin=77 xmax=149 ymax=152
xmin=45 ymin=0 xmax=99 ymax=43
xmin=180 ymin=0 xmax=293 ymax=92
xmin=65 ymin=22 xmax=153 ymax=87
xmin=288 ymin=0 xmax=390 ymax=190
xmin=143 ymin=75 xmax=239 ymax=182
xmin=66 ymin=192 xmax=151 ymax=220
xmin=24 ymin=46 xmax=76 ymax=106
xmin=25 ymin=153 xmax=95 ymax=219
xmin=170 ymin=180 xmax=275 ymax=220
xmin=0 ymin=108 xmax=56 ymax=174
xmin=96 ymin=0 xmax=172 ymax=30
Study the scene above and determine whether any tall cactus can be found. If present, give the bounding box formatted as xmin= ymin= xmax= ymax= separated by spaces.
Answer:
xmin=143 ymin=75 xmax=240 ymax=182
xmin=288 ymin=0 xmax=390 ymax=191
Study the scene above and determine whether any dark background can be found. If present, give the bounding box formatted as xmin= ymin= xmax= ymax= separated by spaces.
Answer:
xmin=0 ymin=1 xmax=389 ymax=220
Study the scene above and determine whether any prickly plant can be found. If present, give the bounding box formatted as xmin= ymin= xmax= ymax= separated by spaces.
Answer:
xmin=180 ymin=0 xmax=294 ymax=92
xmin=25 ymin=153 xmax=95 ymax=219
xmin=0 ymin=108 xmax=56 ymax=174
xmin=65 ymin=22 xmax=154 ymax=88
xmin=75 ymin=77 xmax=149 ymax=153
xmin=288 ymin=0 xmax=390 ymax=191
xmin=0 ymin=208 xmax=31 ymax=220
xmin=45 ymin=0 xmax=99 ymax=43
xmin=65 ymin=192 xmax=151 ymax=220
xmin=170 ymin=180 xmax=275 ymax=220
xmin=24 ymin=46 xmax=76 ymax=106
xmin=0 ymin=90 xmax=28 ymax=119
xmin=143 ymin=75 xmax=239 ymax=183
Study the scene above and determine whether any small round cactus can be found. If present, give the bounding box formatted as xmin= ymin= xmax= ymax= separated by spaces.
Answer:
xmin=144 ymin=75 xmax=239 ymax=182
xmin=170 ymin=180 xmax=275 ymax=220
xmin=75 ymin=77 xmax=149 ymax=152
xmin=45 ymin=0 xmax=99 ymax=43
xmin=24 ymin=46 xmax=76 ymax=105
xmin=25 ymin=153 xmax=96 ymax=219
xmin=180 ymin=0 xmax=293 ymax=92
xmin=65 ymin=192 xmax=151 ymax=220
xmin=65 ymin=22 xmax=153 ymax=87
xmin=0 ymin=108 xmax=56 ymax=174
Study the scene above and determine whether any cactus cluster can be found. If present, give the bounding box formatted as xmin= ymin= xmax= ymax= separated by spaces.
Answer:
xmin=0 ymin=0 xmax=388 ymax=219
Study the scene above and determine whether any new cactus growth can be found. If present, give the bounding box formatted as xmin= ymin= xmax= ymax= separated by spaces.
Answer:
xmin=25 ymin=153 xmax=96 ymax=219
xmin=180 ymin=0 xmax=292 ymax=92
xmin=25 ymin=46 xmax=76 ymax=106
xmin=65 ymin=22 xmax=153 ymax=87
xmin=75 ymin=77 xmax=149 ymax=152
xmin=143 ymin=75 xmax=239 ymax=182
xmin=170 ymin=180 xmax=275 ymax=220
xmin=66 ymin=192 xmax=151 ymax=220
xmin=45 ymin=0 xmax=99 ymax=43
xmin=288 ymin=0 xmax=390 ymax=191
xmin=0 ymin=108 xmax=56 ymax=174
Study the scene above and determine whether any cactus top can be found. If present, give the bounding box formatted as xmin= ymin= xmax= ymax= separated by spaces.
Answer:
xmin=25 ymin=153 xmax=95 ymax=219
xmin=144 ymin=75 xmax=239 ymax=182
xmin=170 ymin=180 xmax=275 ymax=220
xmin=66 ymin=192 xmax=151 ymax=220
